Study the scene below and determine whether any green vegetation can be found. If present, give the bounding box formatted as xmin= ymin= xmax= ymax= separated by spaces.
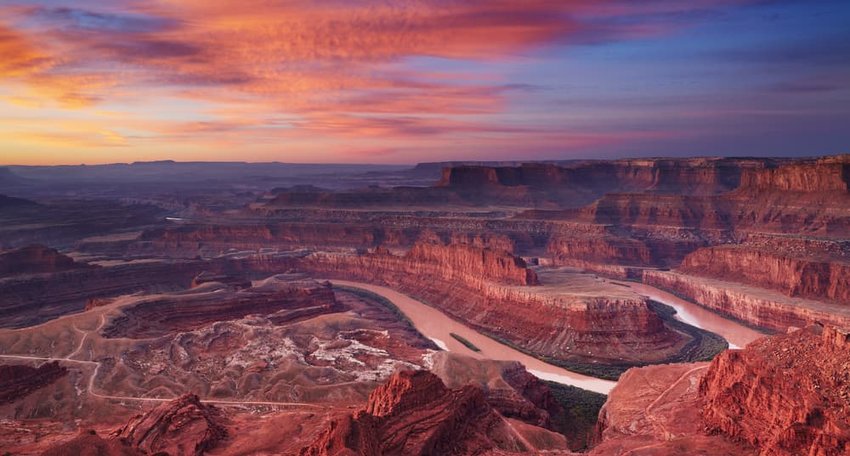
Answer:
xmin=546 ymin=381 xmax=607 ymax=451
xmin=646 ymin=300 xmax=729 ymax=362
xmin=449 ymin=333 xmax=481 ymax=352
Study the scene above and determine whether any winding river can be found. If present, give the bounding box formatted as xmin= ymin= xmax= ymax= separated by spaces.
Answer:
xmin=331 ymin=277 xmax=765 ymax=395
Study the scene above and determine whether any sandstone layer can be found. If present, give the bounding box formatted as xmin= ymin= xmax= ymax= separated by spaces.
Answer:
xmin=643 ymin=269 xmax=850 ymax=331
xmin=679 ymin=245 xmax=850 ymax=304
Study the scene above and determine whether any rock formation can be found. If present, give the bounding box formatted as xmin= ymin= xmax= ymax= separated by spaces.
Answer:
xmin=679 ymin=245 xmax=850 ymax=304
xmin=113 ymin=393 xmax=228 ymax=456
xmin=700 ymin=325 xmax=850 ymax=456
xmin=300 ymin=370 xmax=534 ymax=455
xmin=735 ymin=156 xmax=849 ymax=194
xmin=643 ymin=269 xmax=850 ymax=332
xmin=41 ymin=430 xmax=145 ymax=456
xmin=407 ymin=240 xmax=538 ymax=285
xmin=0 ymin=244 xmax=89 ymax=277
xmin=590 ymin=325 xmax=850 ymax=456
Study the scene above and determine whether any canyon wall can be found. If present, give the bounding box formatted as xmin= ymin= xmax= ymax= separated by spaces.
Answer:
xmin=700 ymin=325 xmax=850 ymax=455
xmin=680 ymin=245 xmax=850 ymax=304
xmin=736 ymin=157 xmax=850 ymax=193
xmin=643 ymin=270 xmax=850 ymax=331
xmin=438 ymin=158 xmax=758 ymax=196
xmin=406 ymin=241 xmax=537 ymax=285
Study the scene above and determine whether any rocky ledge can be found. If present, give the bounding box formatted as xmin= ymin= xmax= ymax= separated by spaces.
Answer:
xmin=590 ymin=324 xmax=850 ymax=456
xmin=113 ymin=393 xmax=227 ymax=456
xmin=300 ymin=370 xmax=542 ymax=455
xmin=700 ymin=325 xmax=850 ymax=455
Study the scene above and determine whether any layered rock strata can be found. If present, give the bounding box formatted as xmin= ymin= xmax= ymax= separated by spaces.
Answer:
xmin=644 ymin=269 xmax=850 ymax=331
xmin=101 ymin=275 xmax=341 ymax=338
xmin=679 ymin=245 xmax=850 ymax=304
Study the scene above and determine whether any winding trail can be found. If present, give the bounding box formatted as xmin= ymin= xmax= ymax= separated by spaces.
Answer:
xmin=643 ymin=365 xmax=709 ymax=439
xmin=0 ymin=315 xmax=325 ymax=409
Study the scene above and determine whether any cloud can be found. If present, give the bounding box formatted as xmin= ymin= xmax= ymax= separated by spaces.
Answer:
xmin=3 ymin=0 xmax=803 ymax=163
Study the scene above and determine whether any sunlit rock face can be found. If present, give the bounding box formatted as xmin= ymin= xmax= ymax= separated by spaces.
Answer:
xmin=700 ymin=325 xmax=850 ymax=456
xmin=590 ymin=325 xmax=850 ymax=456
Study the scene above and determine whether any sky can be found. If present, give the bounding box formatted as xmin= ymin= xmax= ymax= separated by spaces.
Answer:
xmin=1 ymin=0 xmax=849 ymax=165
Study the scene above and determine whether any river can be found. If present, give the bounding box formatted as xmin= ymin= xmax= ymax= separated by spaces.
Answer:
xmin=330 ymin=278 xmax=765 ymax=395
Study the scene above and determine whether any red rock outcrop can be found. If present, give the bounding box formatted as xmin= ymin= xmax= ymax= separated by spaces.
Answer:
xmin=300 ymin=370 xmax=531 ymax=455
xmin=700 ymin=325 xmax=850 ymax=456
xmin=0 ymin=362 xmax=68 ymax=405
xmin=407 ymin=240 xmax=537 ymax=286
xmin=113 ymin=393 xmax=227 ymax=456
xmin=590 ymin=325 xmax=850 ymax=455
xmin=679 ymin=245 xmax=850 ymax=304
xmin=0 ymin=244 xmax=89 ymax=277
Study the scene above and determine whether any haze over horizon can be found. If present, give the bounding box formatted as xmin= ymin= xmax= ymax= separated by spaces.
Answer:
xmin=2 ymin=0 xmax=849 ymax=165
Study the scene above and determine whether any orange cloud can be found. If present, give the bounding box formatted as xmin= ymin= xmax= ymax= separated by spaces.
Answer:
xmin=0 ymin=0 xmax=760 ymax=164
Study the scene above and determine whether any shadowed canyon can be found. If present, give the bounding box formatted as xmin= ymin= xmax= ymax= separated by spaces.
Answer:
xmin=1 ymin=156 xmax=849 ymax=455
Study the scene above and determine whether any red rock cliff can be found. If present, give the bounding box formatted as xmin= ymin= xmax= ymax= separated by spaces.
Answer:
xmin=736 ymin=157 xmax=850 ymax=193
xmin=680 ymin=245 xmax=850 ymax=304
xmin=700 ymin=325 xmax=850 ymax=456
xmin=407 ymin=240 xmax=537 ymax=286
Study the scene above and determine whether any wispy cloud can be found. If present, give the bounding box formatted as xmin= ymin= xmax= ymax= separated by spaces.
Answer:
xmin=0 ymin=0 xmax=847 ymax=164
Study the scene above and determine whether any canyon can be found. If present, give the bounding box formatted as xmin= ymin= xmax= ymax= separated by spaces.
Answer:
xmin=0 ymin=155 xmax=847 ymax=455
